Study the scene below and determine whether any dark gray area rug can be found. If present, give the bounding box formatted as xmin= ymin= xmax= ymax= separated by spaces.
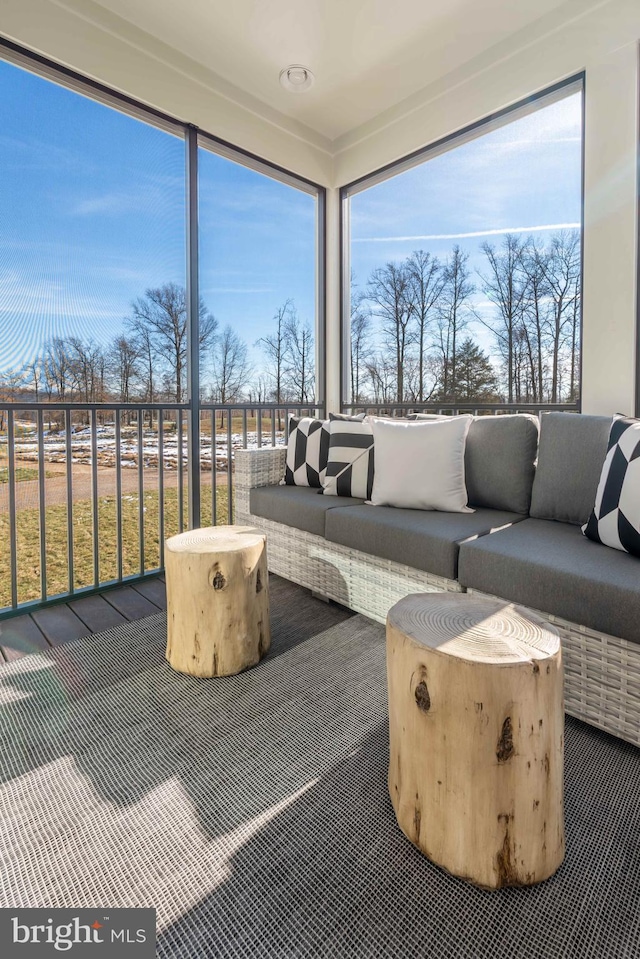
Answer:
xmin=0 ymin=575 xmax=638 ymax=958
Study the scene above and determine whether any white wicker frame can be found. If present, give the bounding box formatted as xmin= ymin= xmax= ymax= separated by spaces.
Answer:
xmin=235 ymin=447 xmax=640 ymax=747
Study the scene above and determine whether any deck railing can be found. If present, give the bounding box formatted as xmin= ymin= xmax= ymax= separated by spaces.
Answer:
xmin=342 ymin=401 xmax=580 ymax=416
xmin=0 ymin=401 xmax=319 ymax=616
xmin=0 ymin=399 xmax=578 ymax=616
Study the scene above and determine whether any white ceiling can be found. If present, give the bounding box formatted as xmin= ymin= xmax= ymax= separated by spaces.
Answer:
xmin=92 ymin=0 xmax=582 ymax=142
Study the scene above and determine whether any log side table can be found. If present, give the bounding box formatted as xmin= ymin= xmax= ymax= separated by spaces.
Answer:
xmin=387 ymin=592 xmax=564 ymax=889
xmin=165 ymin=525 xmax=270 ymax=678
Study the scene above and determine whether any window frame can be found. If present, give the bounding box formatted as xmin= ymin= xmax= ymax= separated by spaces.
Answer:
xmin=340 ymin=74 xmax=586 ymax=410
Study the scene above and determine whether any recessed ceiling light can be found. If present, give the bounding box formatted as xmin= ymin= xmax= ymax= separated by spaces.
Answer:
xmin=279 ymin=65 xmax=314 ymax=93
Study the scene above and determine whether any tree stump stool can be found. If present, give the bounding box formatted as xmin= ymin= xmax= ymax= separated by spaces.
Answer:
xmin=387 ymin=592 xmax=564 ymax=889
xmin=165 ymin=526 xmax=270 ymax=678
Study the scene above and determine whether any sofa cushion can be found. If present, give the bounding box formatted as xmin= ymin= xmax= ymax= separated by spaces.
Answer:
xmin=369 ymin=415 xmax=473 ymax=512
xmin=458 ymin=517 xmax=640 ymax=644
xmin=284 ymin=416 xmax=329 ymax=488
xmin=411 ymin=413 xmax=539 ymax=514
xmin=583 ymin=416 xmax=640 ymax=558
xmin=465 ymin=414 xmax=538 ymax=514
xmin=324 ymin=505 xmax=525 ymax=581
xmin=323 ymin=416 xmax=374 ymax=499
xmin=530 ymin=412 xmax=612 ymax=525
xmin=250 ymin=486 xmax=364 ymax=537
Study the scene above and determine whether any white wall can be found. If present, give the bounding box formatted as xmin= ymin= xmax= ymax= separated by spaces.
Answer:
xmin=0 ymin=0 xmax=333 ymax=186
xmin=333 ymin=0 xmax=639 ymax=415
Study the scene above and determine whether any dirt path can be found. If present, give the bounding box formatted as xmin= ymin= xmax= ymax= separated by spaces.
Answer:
xmin=0 ymin=462 xmax=225 ymax=512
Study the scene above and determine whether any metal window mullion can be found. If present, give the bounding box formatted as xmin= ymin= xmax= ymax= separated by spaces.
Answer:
xmin=186 ymin=125 xmax=201 ymax=530
xmin=37 ymin=409 xmax=47 ymax=601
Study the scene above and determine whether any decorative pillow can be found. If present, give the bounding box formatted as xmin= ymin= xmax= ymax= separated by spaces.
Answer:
xmin=323 ymin=414 xmax=374 ymax=498
xmin=529 ymin=412 xmax=612 ymax=526
xmin=582 ymin=417 xmax=640 ymax=557
xmin=284 ymin=416 xmax=330 ymax=488
xmin=368 ymin=416 xmax=474 ymax=512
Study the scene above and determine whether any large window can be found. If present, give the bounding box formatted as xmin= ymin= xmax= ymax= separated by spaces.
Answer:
xmin=0 ymin=44 xmax=323 ymax=609
xmin=198 ymin=142 xmax=320 ymax=409
xmin=343 ymin=81 xmax=583 ymax=408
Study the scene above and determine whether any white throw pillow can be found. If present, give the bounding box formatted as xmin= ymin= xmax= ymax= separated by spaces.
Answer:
xmin=368 ymin=416 xmax=474 ymax=512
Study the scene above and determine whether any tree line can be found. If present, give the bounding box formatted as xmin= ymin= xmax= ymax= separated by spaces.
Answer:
xmin=6 ymin=285 xmax=315 ymax=413
xmin=4 ymin=229 xmax=580 ymax=415
xmin=352 ymin=230 xmax=580 ymax=405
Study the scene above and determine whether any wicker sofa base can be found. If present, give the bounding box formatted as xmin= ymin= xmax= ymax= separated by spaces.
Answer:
xmin=235 ymin=448 xmax=640 ymax=748
xmin=236 ymin=503 xmax=463 ymax=622
xmin=468 ymin=589 xmax=640 ymax=747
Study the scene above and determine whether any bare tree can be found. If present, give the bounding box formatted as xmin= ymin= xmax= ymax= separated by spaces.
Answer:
xmin=67 ymin=336 xmax=106 ymax=412
xmin=519 ymin=238 xmax=551 ymax=403
xmin=537 ymin=231 xmax=581 ymax=403
xmin=108 ymin=335 xmax=140 ymax=406
xmin=437 ymin=246 xmax=474 ymax=400
xmin=365 ymin=353 xmax=396 ymax=405
xmin=478 ymin=234 xmax=528 ymax=403
xmin=211 ymin=325 xmax=252 ymax=426
xmin=284 ymin=309 xmax=315 ymax=403
xmin=368 ymin=261 xmax=412 ymax=402
xmin=406 ymin=250 xmax=444 ymax=401
xmin=256 ymin=300 xmax=293 ymax=428
xmin=44 ymin=338 xmax=73 ymax=402
xmin=349 ymin=275 xmax=372 ymax=404
xmin=0 ymin=369 xmax=25 ymax=430
xmin=129 ymin=283 xmax=217 ymax=403
xmin=24 ymin=357 xmax=44 ymax=402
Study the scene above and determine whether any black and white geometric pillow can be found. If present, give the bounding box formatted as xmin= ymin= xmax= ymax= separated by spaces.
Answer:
xmin=582 ymin=416 xmax=640 ymax=557
xmin=283 ymin=416 xmax=330 ymax=488
xmin=323 ymin=414 xmax=374 ymax=499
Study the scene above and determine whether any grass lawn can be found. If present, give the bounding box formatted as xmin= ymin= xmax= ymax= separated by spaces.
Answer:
xmin=0 ymin=467 xmax=57 ymax=484
xmin=0 ymin=485 xmax=230 ymax=608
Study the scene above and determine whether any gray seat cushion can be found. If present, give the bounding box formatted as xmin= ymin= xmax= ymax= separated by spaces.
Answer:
xmin=250 ymin=486 xmax=364 ymax=537
xmin=324 ymin=505 xmax=525 ymax=581
xmin=530 ymin=412 xmax=612 ymax=525
xmin=458 ymin=518 xmax=640 ymax=644
xmin=409 ymin=413 xmax=539 ymax=514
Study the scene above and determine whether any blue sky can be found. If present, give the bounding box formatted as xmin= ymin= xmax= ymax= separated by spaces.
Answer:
xmin=350 ymin=91 xmax=582 ymax=353
xmin=0 ymin=57 xmax=316 ymax=376
xmin=0 ymin=55 xmax=581 ymax=379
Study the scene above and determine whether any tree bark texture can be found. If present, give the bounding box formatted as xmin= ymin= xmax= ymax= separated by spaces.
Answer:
xmin=387 ymin=593 xmax=564 ymax=889
xmin=165 ymin=525 xmax=270 ymax=677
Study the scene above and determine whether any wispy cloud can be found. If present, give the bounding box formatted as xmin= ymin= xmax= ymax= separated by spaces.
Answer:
xmin=71 ymin=193 xmax=136 ymax=217
xmin=353 ymin=223 xmax=580 ymax=243
xmin=204 ymin=287 xmax=275 ymax=295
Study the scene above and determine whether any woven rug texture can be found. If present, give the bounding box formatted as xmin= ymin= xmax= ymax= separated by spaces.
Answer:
xmin=0 ymin=575 xmax=639 ymax=959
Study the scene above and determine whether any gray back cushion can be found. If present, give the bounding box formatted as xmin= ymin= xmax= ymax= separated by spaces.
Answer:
xmin=530 ymin=412 xmax=612 ymax=525
xmin=412 ymin=413 xmax=538 ymax=514
xmin=465 ymin=415 xmax=539 ymax=514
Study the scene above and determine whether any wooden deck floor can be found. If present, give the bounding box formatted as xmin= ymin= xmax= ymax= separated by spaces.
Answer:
xmin=0 ymin=576 xmax=167 ymax=664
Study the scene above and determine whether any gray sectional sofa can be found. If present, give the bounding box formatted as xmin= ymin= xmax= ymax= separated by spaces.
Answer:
xmin=235 ymin=412 xmax=640 ymax=747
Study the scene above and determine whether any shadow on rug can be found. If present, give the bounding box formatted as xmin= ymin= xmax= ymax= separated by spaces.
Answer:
xmin=0 ymin=576 xmax=638 ymax=958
